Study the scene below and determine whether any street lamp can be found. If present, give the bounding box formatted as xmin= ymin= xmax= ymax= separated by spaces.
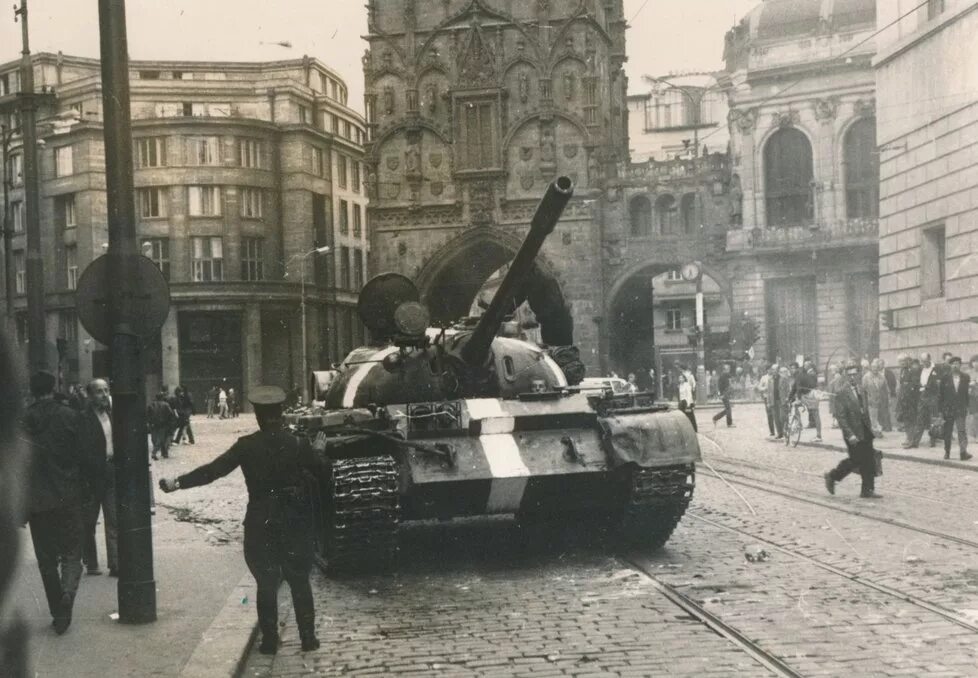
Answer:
xmin=287 ymin=245 xmax=330 ymax=404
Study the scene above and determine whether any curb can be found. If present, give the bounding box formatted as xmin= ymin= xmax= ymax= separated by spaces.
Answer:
xmin=796 ymin=439 xmax=978 ymax=472
xmin=179 ymin=573 xmax=257 ymax=678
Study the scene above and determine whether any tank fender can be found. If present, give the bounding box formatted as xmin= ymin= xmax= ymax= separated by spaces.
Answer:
xmin=597 ymin=408 xmax=701 ymax=469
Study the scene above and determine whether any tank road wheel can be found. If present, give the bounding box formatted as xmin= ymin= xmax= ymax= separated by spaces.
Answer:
xmin=617 ymin=464 xmax=695 ymax=551
xmin=321 ymin=455 xmax=400 ymax=576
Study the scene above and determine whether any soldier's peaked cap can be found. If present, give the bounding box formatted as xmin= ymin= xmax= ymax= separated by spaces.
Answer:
xmin=248 ymin=385 xmax=287 ymax=406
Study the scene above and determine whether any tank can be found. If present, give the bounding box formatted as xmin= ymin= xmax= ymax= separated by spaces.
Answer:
xmin=291 ymin=176 xmax=701 ymax=574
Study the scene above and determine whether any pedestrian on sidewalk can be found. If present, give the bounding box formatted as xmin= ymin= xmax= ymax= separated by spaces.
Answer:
xmin=898 ymin=355 xmax=919 ymax=437
xmin=172 ymin=386 xmax=196 ymax=445
xmin=712 ymin=363 xmax=734 ymax=428
xmin=968 ymin=356 xmax=978 ymax=442
xmin=882 ymin=358 xmax=896 ymax=432
xmin=938 ymin=357 xmax=973 ymax=461
xmin=779 ymin=364 xmax=797 ymax=437
xmin=79 ymin=379 xmax=118 ymax=577
xmin=827 ymin=363 xmax=844 ymax=429
xmin=862 ymin=359 xmax=887 ymax=438
xmin=759 ymin=365 xmax=777 ymax=439
xmin=159 ymin=386 xmax=324 ymax=655
xmin=217 ymin=386 xmax=229 ymax=419
xmin=147 ymin=391 xmax=177 ymax=460
xmin=678 ymin=373 xmax=697 ymax=432
xmin=22 ymin=371 xmax=84 ymax=634
xmin=796 ymin=364 xmax=822 ymax=442
xmin=824 ymin=361 xmax=879 ymax=499
xmin=206 ymin=385 xmax=217 ymax=419
xmin=904 ymin=352 xmax=940 ymax=449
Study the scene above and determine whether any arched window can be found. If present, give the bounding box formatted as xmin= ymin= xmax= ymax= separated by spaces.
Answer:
xmin=764 ymin=128 xmax=814 ymax=227
xmin=680 ymin=193 xmax=697 ymax=234
xmin=629 ymin=195 xmax=653 ymax=236
xmin=656 ymin=194 xmax=678 ymax=234
xmin=844 ymin=118 xmax=879 ymax=219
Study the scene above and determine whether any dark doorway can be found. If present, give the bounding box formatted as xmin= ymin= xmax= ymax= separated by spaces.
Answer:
xmin=178 ymin=311 xmax=243 ymax=409
xmin=609 ymin=274 xmax=656 ymax=384
xmin=765 ymin=276 xmax=817 ymax=364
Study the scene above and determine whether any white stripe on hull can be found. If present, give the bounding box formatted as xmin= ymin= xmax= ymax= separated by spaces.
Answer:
xmin=342 ymin=346 xmax=399 ymax=408
xmin=481 ymin=433 xmax=530 ymax=513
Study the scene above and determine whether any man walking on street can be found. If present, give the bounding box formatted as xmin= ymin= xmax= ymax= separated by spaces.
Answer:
xmin=148 ymin=391 xmax=177 ymax=460
xmin=862 ymin=359 xmax=887 ymax=438
xmin=905 ymin=352 xmax=940 ymax=448
xmin=939 ymin=357 xmax=973 ymax=461
xmin=22 ymin=371 xmax=84 ymax=633
xmin=759 ymin=365 xmax=777 ymax=439
xmin=712 ymin=363 xmax=734 ymax=428
xmin=824 ymin=361 xmax=879 ymax=499
xmin=79 ymin=379 xmax=118 ymax=577
xmin=173 ymin=386 xmax=196 ymax=445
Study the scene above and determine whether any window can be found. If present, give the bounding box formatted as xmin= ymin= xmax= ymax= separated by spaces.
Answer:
xmin=188 ymin=186 xmax=223 ymax=216
xmin=343 ymin=120 xmax=352 ymax=139
xmin=191 ymin=236 xmax=224 ymax=282
xmin=239 ymin=187 xmax=264 ymax=218
xmin=55 ymin=145 xmax=74 ymax=177
xmin=60 ymin=310 xmax=77 ymax=344
xmin=312 ymin=147 xmax=327 ymax=177
xmin=629 ymin=196 xmax=653 ymax=236
xmin=185 ymin=102 xmax=231 ymax=117
xmin=241 ymin=237 xmax=264 ymax=281
xmin=337 ymin=155 xmax=347 ymax=188
xmin=298 ymin=105 xmax=308 ymax=124
xmin=656 ymin=194 xmax=679 ymax=234
xmin=142 ymin=238 xmax=170 ymax=280
xmin=352 ymin=161 xmax=361 ymax=192
xmin=340 ymin=245 xmax=351 ymax=289
xmin=135 ymin=137 xmax=167 ymax=168
xmin=57 ymin=194 xmax=77 ymax=228
xmin=666 ymin=308 xmax=682 ymax=331
xmin=354 ymin=249 xmax=365 ymax=288
xmin=666 ymin=269 xmax=682 ymax=281
xmin=680 ymin=193 xmax=697 ymax=234
xmin=331 ymin=114 xmax=339 ymax=134
xmin=11 ymin=200 xmax=23 ymax=233
xmin=339 ymin=199 xmax=349 ymax=234
xmin=330 ymin=80 xmax=339 ymax=100
xmin=238 ymin=139 xmax=264 ymax=168
xmin=764 ymin=128 xmax=814 ymax=227
xmin=137 ymin=187 xmax=167 ymax=218
xmin=139 ymin=70 xmax=161 ymax=80
xmin=921 ymin=225 xmax=946 ymax=300
xmin=154 ymin=102 xmax=184 ymax=118
xmin=65 ymin=244 xmax=78 ymax=290
xmin=461 ymin=101 xmax=496 ymax=169
xmin=14 ymin=250 xmax=25 ymax=295
xmin=353 ymin=204 xmax=362 ymax=238
xmin=190 ymin=136 xmax=220 ymax=165
xmin=844 ymin=118 xmax=879 ymax=219
xmin=0 ymin=73 xmax=9 ymax=96
xmin=6 ymin=153 xmax=22 ymax=185
xmin=927 ymin=0 xmax=946 ymax=20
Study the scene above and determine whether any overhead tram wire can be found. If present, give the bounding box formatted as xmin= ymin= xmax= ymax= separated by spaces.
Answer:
xmin=695 ymin=0 xmax=934 ymax=151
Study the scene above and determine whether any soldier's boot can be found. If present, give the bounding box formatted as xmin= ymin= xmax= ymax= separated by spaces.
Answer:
xmin=256 ymin=593 xmax=279 ymax=655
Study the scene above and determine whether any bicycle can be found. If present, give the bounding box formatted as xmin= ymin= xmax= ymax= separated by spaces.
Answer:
xmin=784 ymin=399 xmax=805 ymax=447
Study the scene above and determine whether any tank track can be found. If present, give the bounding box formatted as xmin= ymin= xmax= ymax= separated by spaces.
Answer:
xmin=323 ymin=455 xmax=400 ymax=575
xmin=619 ymin=464 xmax=695 ymax=551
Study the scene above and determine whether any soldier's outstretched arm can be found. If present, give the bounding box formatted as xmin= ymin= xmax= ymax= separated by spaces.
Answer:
xmin=159 ymin=443 xmax=243 ymax=492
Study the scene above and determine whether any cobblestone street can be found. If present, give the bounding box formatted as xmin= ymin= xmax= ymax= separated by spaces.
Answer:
xmin=223 ymin=404 xmax=978 ymax=677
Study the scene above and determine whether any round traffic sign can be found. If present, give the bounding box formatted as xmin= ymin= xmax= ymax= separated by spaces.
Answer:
xmin=75 ymin=254 xmax=171 ymax=344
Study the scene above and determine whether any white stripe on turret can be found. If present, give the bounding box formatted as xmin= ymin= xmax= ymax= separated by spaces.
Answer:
xmin=342 ymin=346 xmax=399 ymax=408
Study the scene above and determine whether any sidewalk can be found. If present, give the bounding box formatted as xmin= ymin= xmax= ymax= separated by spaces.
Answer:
xmin=709 ymin=402 xmax=978 ymax=472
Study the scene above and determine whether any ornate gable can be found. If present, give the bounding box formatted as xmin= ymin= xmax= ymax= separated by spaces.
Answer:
xmin=457 ymin=19 xmax=497 ymax=87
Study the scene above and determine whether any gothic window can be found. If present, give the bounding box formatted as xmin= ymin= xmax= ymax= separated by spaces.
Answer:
xmin=680 ymin=193 xmax=697 ymax=234
xmin=764 ymin=128 xmax=813 ymax=227
xmin=460 ymin=101 xmax=496 ymax=169
xmin=656 ymin=194 xmax=679 ymax=234
xmin=844 ymin=118 xmax=879 ymax=219
xmin=629 ymin=195 xmax=652 ymax=236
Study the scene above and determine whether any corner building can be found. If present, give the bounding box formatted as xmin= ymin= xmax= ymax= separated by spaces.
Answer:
xmin=0 ymin=54 xmax=368 ymax=407
xmin=875 ymin=0 xmax=978 ymax=362
xmin=722 ymin=0 xmax=881 ymax=366
xmin=362 ymin=0 xmax=629 ymax=374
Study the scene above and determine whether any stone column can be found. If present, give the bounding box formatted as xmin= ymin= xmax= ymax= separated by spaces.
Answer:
xmin=242 ymin=303 xmax=262 ymax=412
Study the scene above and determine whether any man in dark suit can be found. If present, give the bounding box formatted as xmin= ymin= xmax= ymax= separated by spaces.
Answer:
xmin=79 ymin=378 xmax=119 ymax=576
xmin=22 ymin=371 xmax=84 ymax=634
xmin=824 ymin=361 xmax=879 ymax=498
xmin=939 ymin=357 xmax=973 ymax=461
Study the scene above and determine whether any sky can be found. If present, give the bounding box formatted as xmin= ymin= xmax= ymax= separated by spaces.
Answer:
xmin=0 ymin=0 xmax=758 ymax=114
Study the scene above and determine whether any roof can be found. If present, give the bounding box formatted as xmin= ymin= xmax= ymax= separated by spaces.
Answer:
xmin=750 ymin=0 xmax=875 ymax=42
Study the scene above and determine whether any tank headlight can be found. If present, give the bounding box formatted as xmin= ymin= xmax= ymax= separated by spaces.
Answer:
xmin=394 ymin=301 xmax=430 ymax=337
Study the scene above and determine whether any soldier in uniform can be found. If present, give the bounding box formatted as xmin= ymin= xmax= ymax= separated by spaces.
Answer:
xmin=159 ymin=386 xmax=323 ymax=655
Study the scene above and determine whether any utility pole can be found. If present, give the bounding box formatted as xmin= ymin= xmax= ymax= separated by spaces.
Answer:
xmin=97 ymin=0 xmax=157 ymax=623
xmin=15 ymin=0 xmax=46 ymax=372
xmin=1 ymin=124 xmax=13 ymax=316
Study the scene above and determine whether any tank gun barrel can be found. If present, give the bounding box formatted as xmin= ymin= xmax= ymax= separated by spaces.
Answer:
xmin=460 ymin=176 xmax=573 ymax=366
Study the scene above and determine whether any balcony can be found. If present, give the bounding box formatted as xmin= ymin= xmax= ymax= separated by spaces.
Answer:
xmin=623 ymin=152 xmax=728 ymax=183
xmin=725 ymin=218 xmax=878 ymax=254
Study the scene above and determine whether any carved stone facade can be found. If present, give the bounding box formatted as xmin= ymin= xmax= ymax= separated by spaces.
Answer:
xmin=363 ymin=0 xmax=629 ymax=373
